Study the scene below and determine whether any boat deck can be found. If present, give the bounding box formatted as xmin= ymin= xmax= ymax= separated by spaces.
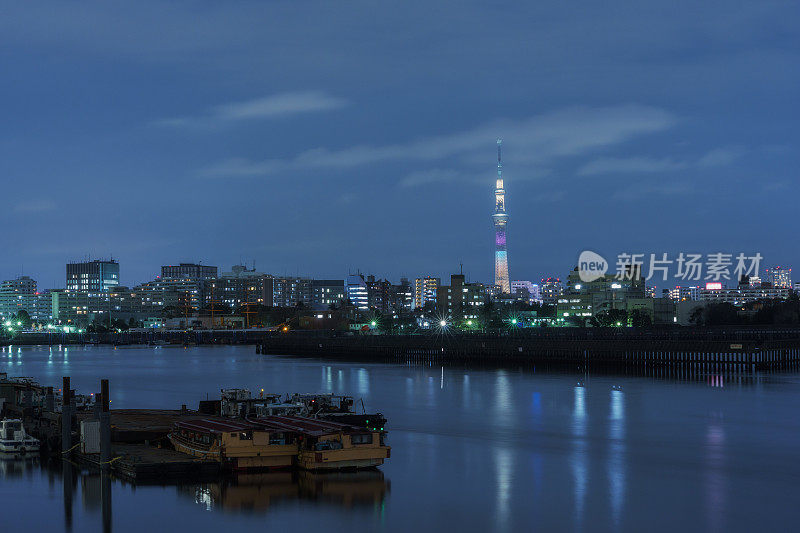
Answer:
xmin=76 ymin=444 xmax=220 ymax=481
xmin=76 ymin=409 xmax=212 ymax=443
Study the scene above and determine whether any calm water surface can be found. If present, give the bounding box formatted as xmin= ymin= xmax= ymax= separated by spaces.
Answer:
xmin=2 ymin=344 xmax=799 ymax=532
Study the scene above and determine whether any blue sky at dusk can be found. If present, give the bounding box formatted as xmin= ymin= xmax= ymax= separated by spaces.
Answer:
xmin=0 ymin=1 xmax=797 ymax=288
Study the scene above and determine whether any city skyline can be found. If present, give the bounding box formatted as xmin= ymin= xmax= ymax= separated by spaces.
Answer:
xmin=0 ymin=2 xmax=797 ymax=292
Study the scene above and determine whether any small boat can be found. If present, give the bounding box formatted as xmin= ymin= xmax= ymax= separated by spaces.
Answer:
xmin=168 ymin=418 xmax=298 ymax=470
xmin=0 ymin=419 xmax=40 ymax=454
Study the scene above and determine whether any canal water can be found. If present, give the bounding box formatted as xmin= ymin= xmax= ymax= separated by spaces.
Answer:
xmin=2 ymin=344 xmax=799 ymax=532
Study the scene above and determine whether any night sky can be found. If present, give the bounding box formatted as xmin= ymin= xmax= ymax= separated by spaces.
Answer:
xmin=1 ymin=1 xmax=797 ymax=289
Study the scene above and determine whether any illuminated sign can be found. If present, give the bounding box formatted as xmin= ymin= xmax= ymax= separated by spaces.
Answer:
xmin=705 ymin=282 xmax=723 ymax=290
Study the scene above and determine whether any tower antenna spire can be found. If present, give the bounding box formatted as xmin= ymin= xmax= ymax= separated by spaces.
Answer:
xmin=497 ymin=138 xmax=502 ymax=177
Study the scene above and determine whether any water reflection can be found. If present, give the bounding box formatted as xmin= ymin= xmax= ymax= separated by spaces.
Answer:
xmin=608 ymin=389 xmax=626 ymax=529
xmin=180 ymin=470 xmax=389 ymax=513
xmin=493 ymin=447 xmax=513 ymax=530
xmin=0 ymin=457 xmax=388 ymax=529
xmin=705 ymin=417 xmax=726 ymax=532
xmin=571 ymin=385 xmax=587 ymax=529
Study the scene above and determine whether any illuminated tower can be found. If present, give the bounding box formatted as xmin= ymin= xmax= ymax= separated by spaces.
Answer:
xmin=493 ymin=139 xmax=510 ymax=293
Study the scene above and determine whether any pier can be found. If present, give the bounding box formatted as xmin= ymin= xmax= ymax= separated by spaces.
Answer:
xmin=258 ymin=327 xmax=800 ymax=372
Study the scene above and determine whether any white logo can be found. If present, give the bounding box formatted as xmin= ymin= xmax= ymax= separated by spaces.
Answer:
xmin=578 ymin=250 xmax=608 ymax=282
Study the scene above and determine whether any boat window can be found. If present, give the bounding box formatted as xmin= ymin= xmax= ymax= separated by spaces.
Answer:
xmin=351 ymin=434 xmax=373 ymax=445
xmin=315 ymin=440 xmax=343 ymax=451
xmin=239 ymin=431 xmax=252 ymax=440
xmin=9 ymin=423 xmax=21 ymax=431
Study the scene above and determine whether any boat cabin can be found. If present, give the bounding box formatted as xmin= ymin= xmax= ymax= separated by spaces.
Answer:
xmin=253 ymin=416 xmax=390 ymax=471
xmin=169 ymin=418 xmax=298 ymax=470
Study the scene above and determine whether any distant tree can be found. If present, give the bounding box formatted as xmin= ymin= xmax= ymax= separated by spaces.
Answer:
xmin=629 ymin=309 xmax=652 ymax=328
xmin=13 ymin=310 xmax=32 ymax=329
xmin=690 ymin=303 xmax=742 ymax=326
xmin=592 ymin=309 xmax=628 ymax=327
xmin=89 ymin=315 xmax=109 ymax=333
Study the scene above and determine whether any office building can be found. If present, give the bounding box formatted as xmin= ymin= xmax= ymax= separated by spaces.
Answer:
xmin=346 ymin=274 xmax=369 ymax=310
xmin=311 ymin=280 xmax=346 ymax=308
xmin=66 ymin=259 xmax=119 ymax=292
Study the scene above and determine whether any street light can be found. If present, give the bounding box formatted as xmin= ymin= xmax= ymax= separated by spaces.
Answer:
xmin=439 ymin=320 xmax=447 ymax=327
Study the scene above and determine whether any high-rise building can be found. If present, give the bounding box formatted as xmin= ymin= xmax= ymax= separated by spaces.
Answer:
xmin=765 ymin=266 xmax=792 ymax=289
xmin=414 ymin=276 xmax=440 ymax=309
xmin=346 ymin=274 xmax=369 ymax=310
xmin=66 ymin=259 xmax=119 ymax=292
xmin=0 ymin=276 xmax=52 ymax=321
xmin=392 ymin=278 xmax=414 ymax=312
xmin=493 ymin=139 xmax=510 ymax=294
xmin=161 ymin=263 xmax=218 ymax=280
xmin=436 ymin=274 xmax=485 ymax=321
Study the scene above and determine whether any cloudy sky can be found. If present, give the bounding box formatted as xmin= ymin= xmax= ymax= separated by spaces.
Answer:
xmin=0 ymin=1 xmax=797 ymax=288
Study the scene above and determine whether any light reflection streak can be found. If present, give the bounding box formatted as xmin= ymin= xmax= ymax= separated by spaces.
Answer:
xmin=493 ymin=447 xmax=513 ymax=531
xmin=494 ymin=371 xmax=512 ymax=427
xmin=357 ymin=368 xmax=369 ymax=395
xmin=705 ymin=419 xmax=726 ymax=532
xmin=571 ymin=386 xmax=587 ymax=529
xmin=608 ymin=389 xmax=625 ymax=528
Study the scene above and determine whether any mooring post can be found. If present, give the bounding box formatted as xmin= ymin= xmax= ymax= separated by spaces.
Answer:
xmin=100 ymin=379 xmax=111 ymax=467
xmin=93 ymin=392 xmax=102 ymax=418
xmin=45 ymin=386 xmax=55 ymax=412
xmin=61 ymin=377 xmax=72 ymax=454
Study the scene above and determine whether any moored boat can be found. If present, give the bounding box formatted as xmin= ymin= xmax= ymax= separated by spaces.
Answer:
xmin=168 ymin=418 xmax=298 ymax=470
xmin=253 ymin=416 xmax=390 ymax=471
xmin=0 ymin=419 xmax=40 ymax=454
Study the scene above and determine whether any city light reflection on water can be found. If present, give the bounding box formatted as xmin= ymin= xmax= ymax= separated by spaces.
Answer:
xmin=1 ymin=345 xmax=800 ymax=532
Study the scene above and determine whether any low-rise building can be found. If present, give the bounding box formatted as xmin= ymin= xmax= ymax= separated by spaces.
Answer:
xmin=540 ymin=277 xmax=564 ymax=306
xmin=511 ymin=281 xmax=541 ymax=305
